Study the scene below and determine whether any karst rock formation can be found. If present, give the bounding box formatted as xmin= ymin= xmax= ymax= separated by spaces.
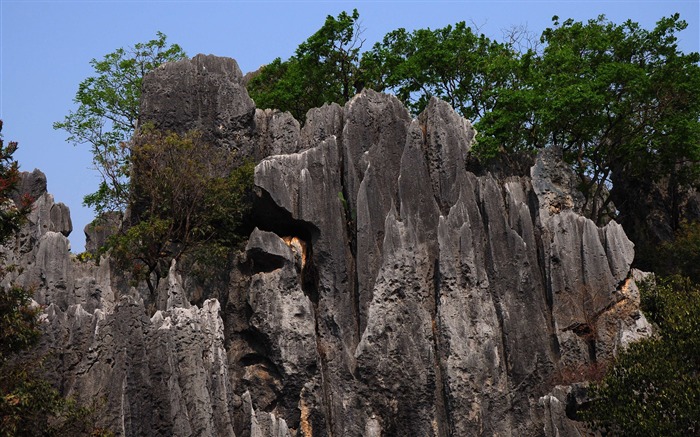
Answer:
xmin=5 ymin=55 xmax=653 ymax=436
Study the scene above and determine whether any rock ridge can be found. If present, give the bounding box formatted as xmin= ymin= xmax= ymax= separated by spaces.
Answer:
xmin=4 ymin=55 xmax=652 ymax=437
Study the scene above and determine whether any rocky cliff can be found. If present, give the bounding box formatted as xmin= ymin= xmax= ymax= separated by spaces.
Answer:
xmin=6 ymin=55 xmax=652 ymax=436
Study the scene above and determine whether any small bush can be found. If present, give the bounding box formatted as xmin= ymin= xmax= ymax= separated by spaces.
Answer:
xmin=655 ymin=221 xmax=700 ymax=283
xmin=583 ymin=276 xmax=700 ymax=436
xmin=552 ymin=361 xmax=608 ymax=386
xmin=74 ymin=252 xmax=94 ymax=263
xmin=108 ymin=127 xmax=254 ymax=294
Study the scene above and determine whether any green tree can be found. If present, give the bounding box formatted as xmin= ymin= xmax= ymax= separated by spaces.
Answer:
xmin=54 ymin=32 xmax=186 ymax=214
xmin=479 ymin=15 xmax=700 ymax=224
xmin=584 ymin=275 xmax=700 ymax=436
xmin=362 ymin=22 xmax=522 ymax=122
xmin=0 ymin=120 xmax=37 ymax=358
xmin=246 ymin=58 xmax=311 ymax=122
xmin=109 ymin=127 xmax=254 ymax=294
xmin=361 ymin=15 xmax=700 ymax=226
xmin=652 ymin=220 xmax=700 ymax=284
xmin=247 ymin=9 xmax=364 ymax=121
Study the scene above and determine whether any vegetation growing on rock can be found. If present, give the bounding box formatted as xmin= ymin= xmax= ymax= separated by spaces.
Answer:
xmin=238 ymin=13 xmax=700 ymax=434
xmin=34 ymin=10 xmax=700 ymax=436
xmin=249 ymin=12 xmax=700 ymax=230
xmin=54 ymin=32 xmax=186 ymax=214
xmin=584 ymin=275 xmax=700 ymax=436
xmin=0 ymin=121 xmax=112 ymax=436
xmin=247 ymin=9 xmax=364 ymax=122
xmin=107 ymin=126 xmax=254 ymax=294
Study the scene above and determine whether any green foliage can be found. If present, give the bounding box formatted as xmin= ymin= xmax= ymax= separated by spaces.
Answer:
xmin=2 ymin=326 xmax=64 ymax=436
xmin=296 ymin=9 xmax=364 ymax=103
xmin=0 ymin=286 xmax=40 ymax=361
xmin=527 ymin=15 xmax=699 ymax=223
xmin=369 ymin=14 xmax=699 ymax=224
xmin=246 ymin=58 xmax=307 ymax=120
xmin=363 ymin=22 xmax=521 ymax=122
xmin=654 ymin=220 xmax=700 ymax=283
xmin=252 ymin=12 xmax=698 ymax=227
xmin=108 ymin=127 xmax=254 ymax=293
xmin=54 ymin=32 xmax=186 ymax=214
xmin=108 ymin=217 xmax=171 ymax=291
xmin=1 ymin=355 xmax=114 ymax=436
xmin=337 ymin=190 xmax=356 ymax=224
xmin=247 ymin=9 xmax=363 ymax=121
xmin=0 ymin=121 xmax=38 ymax=360
xmin=584 ymin=276 xmax=700 ymax=436
xmin=74 ymin=251 xmax=95 ymax=263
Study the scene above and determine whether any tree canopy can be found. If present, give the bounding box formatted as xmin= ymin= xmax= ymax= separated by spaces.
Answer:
xmin=488 ymin=15 xmax=700 ymax=223
xmin=247 ymin=12 xmax=700 ymax=229
xmin=247 ymin=9 xmax=364 ymax=121
xmin=362 ymin=21 xmax=522 ymax=123
xmin=108 ymin=127 xmax=254 ymax=294
xmin=54 ymin=32 xmax=186 ymax=214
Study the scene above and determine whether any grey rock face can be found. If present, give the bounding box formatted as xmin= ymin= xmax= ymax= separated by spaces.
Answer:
xmin=300 ymin=103 xmax=344 ymax=149
xmin=539 ymin=384 xmax=593 ymax=437
xmin=2 ymin=174 xmax=91 ymax=312
xmin=9 ymin=56 xmax=651 ymax=437
xmin=41 ymin=294 xmax=235 ymax=437
xmin=84 ymin=212 xmax=121 ymax=255
xmin=13 ymin=168 xmax=47 ymax=205
xmin=140 ymin=54 xmax=256 ymax=157
xmin=533 ymin=150 xmax=648 ymax=368
xmin=253 ymin=109 xmax=301 ymax=157
xmin=250 ymin=88 xmax=648 ymax=436
xmin=23 ymin=191 xmax=72 ymax=243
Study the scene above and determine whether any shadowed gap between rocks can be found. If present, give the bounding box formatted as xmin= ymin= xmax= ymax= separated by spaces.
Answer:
xmin=246 ymin=186 xmax=329 ymax=433
xmin=252 ymin=187 xmax=320 ymax=304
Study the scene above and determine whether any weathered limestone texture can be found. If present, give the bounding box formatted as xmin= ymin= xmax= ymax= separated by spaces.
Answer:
xmin=3 ymin=55 xmax=652 ymax=436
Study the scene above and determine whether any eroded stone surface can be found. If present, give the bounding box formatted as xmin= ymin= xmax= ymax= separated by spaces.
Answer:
xmin=4 ymin=55 xmax=653 ymax=437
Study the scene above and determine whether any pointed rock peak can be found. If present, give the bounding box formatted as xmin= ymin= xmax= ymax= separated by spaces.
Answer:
xmin=415 ymin=96 xmax=476 ymax=212
xmin=531 ymin=146 xmax=585 ymax=217
xmin=166 ymin=259 xmax=190 ymax=310
xmin=418 ymin=96 xmax=476 ymax=154
xmin=301 ymin=102 xmax=344 ymax=148
xmin=140 ymin=54 xmax=255 ymax=140
xmin=15 ymin=169 xmax=47 ymax=205
xmin=345 ymin=88 xmax=411 ymax=119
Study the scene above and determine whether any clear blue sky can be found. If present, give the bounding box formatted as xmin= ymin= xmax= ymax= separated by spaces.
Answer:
xmin=1 ymin=0 xmax=698 ymax=252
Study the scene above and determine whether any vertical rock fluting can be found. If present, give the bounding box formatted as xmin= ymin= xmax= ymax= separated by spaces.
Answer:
xmin=6 ymin=56 xmax=652 ymax=436
xmin=35 ymin=262 xmax=237 ymax=436
xmin=252 ymin=89 xmax=650 ymax=436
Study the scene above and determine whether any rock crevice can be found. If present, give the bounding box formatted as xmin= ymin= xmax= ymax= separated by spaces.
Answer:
xmin=5 ymin=55 xmax=652 ymax=437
